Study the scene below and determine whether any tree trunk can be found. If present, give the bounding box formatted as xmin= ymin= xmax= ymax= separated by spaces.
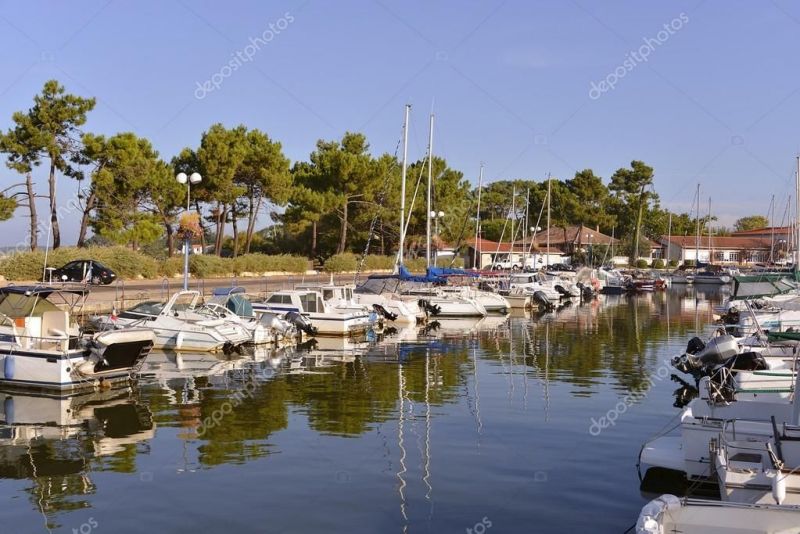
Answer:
xmin=194 ymin=200 xmax=206 ymax=251
xmin=311 ymin=220 xmax=317 ymax=257
xmin=232 ymin=204 xmax=239 ymax=258
xmin=337 ymin=200 xmax=348 ymax=254
xmin=164 ymin=219 xmax=175 ymax=257
xmin=245 ymin=193 xmax=262 ymax=254
xmin=25 ymin=173 xmax=37 ymax=251
xmin=48 ymin=163 xmax=60 ymax=249
xmin=77 ymin=191 xmax=96 ymax=247
xmin=215 ymin=203 xmax=227 ymax=256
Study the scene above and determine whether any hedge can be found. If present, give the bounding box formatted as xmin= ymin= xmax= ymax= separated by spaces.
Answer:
xmin=0 ymin=247 xmax=309 ymax=281
xmin=0 ymin=247 xmax=159 ymax=281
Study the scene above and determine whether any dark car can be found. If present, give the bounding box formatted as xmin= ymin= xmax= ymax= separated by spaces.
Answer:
xmin=48 ymin=260 xmax=117 ymax=285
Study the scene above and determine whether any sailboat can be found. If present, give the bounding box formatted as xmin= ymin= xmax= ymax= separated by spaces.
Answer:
xmin=361 ymin=107 xmax=487 ymax=318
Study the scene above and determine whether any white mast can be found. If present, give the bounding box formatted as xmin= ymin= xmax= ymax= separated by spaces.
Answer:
xmin=510 ymin=185 xmax=516 ymax=268
xmin=398 ymin=104 xmax=410 ymax=267
xmin=666 ymin=211 xmax=672 ymax=267
xmin=707 ymin=197 xmax=713 ymax=263
xmin=426 ymin=113 xmax=434 ymax=268
xmin=695 ymin=184 xmax=700 ymax=269
xmin=769 ymin=194 xmax=775 ymax=264
xmin=474 ymin=163 xmax=484 ymax=269
xmin=546 ymin=173 xmax=551 ymax=269
xmin=523 ymin=188 xmax=530 ymax=270
xmin=796 ymin=157 xmax=800 ymax=273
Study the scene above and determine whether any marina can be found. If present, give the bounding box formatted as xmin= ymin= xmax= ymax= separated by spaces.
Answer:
xmin=0 ymin=285 xmax=719 ymax=533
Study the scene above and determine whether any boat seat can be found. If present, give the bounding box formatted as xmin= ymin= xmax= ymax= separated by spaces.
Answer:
xmin=40 ymin=310 xmax=69 ymax=351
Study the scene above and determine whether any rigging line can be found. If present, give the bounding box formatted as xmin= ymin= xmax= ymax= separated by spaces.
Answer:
xmin=353 ymin=133 xmax=405 ymax=283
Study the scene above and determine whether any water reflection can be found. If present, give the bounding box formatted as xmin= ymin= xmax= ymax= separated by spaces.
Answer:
xmin=0 ymin=288 xmax=730 ymax=532
xmin=0 ymin=387 xmax=153 ymax=529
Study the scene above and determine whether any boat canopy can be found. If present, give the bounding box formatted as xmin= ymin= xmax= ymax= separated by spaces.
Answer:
xmin=731 ymin=274 xmax=798 ymax=299
xmin=0 ymin=291 xmax=62 ymax=317
xmin=209 ymin=287 xmax=253 ymax=317
xmin=426 ymin=266 xmax=479 ymax=278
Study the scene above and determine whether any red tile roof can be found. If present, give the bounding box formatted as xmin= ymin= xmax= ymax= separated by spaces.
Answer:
xmin=531 ymin=225 xmax=619 ymax=246
xmin=659 ymin=235 xmax=773 ymax=249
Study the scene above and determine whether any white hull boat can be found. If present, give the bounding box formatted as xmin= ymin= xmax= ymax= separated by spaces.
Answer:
xmin=636 ymin=494 xmax=800 ymax=534
xmin=0 ymin=286 xmax=154 ymax=391
xmin=99 ymin=291 xmax=252 ymax=352
xmin=255 ymin=289 xmax=373 ymax=336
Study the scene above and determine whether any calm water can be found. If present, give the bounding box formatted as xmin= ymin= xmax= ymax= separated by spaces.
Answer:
xmin=0 ymin=287 xmax=725 ymax=534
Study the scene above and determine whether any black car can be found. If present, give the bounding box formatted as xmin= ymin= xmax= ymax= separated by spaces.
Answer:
xmin=48 ymin=260 xmax=117 ymax=285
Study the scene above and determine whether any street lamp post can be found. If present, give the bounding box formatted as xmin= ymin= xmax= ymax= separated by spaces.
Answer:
xmin=176 ymin=172 xmax=202 ymax=290
xmin=430 ymin=210 xmax=444 ymax=266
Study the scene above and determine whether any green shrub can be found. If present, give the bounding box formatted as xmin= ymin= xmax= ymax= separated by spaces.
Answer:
xmin=405 ymin=258 xmax=428 ymax=272
xmin=634 ymin=259 xmax=649 ymax=269
xmin=159 ymin=257 xmax=184 ymax=277
xmin=362 ymin=255 xmax=395 ymax=271
xmin=668 ymin=259 xmax=678 ymax=268
xmin=683 ymin=259 xmax=696 ymax=268
xmin=0 ymin=246 xmax=159 ymax=281
xmin=651 ymin=259 xmax=665 ymax=269
xmin=324 ymin=253 xmax=358 ymax=273
xmin=188 ymin=255 xmax=231 ymax=278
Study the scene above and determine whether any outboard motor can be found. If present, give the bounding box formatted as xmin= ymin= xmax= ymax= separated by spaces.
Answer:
xmin=554 ymin=284 xmax=571 ymax=298
xmin=532 ymin=291 xmax=554 ymax=310
xmin=685 ymin=337 xmax=705 ymax=355
xmin=418 ymin=299 xmax=442 ymax=317
xmin=372 ymin=304 xmax=398 ymax=322
xmin=672 ymin=334 xmax=740 ymax=378
xmin=285 ymin=311 xmax=317 ymax=336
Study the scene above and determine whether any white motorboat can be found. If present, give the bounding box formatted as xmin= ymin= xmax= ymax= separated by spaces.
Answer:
xmin=254 ymin=289 xmax=373 ymax=336
xmin=100 ymin=290 xmax=252 ymax=352
xmin=439 ymin=286 xmax=510 ymax=314
xmin=639 ymin=372 xmax=800 ymax=482
xmin=353 ymin=278 xmax=425 ymax=324
xmin=635 ymin=494 xmax=800 ymax=534
xmin=507 ymin=272 xmax=562 ymax=302
xmin=205 ymin=286 xmax=296 ymax=345
xmin=0 ymin=286 xmax=155 ymax=391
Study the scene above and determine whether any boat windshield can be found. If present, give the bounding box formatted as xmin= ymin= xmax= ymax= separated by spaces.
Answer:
xmin=127 ymin=301 xmax=165 ymax=316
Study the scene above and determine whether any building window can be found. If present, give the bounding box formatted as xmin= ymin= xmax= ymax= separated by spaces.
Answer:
xmin=714 ymin=252 xmax=724 ymax=261
xmin=729 ymin=251 xmax=739 ymax=262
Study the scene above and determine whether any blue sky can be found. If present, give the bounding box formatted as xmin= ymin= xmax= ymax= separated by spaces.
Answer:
xmin=1 ymin=0 xmax=800 ymax=245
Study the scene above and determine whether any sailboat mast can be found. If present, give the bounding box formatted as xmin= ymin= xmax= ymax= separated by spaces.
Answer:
xmin=707 ymin=197 xmax=713 ymax=263
xmin=474 ymin=163 xmax=484 ymax=269
xmin=398 ymin=104 xmax=410 ymax=266
xmin=695 ymin=184 xmax=700 ymax=268
xmin=523 ymin=188 xmax=530 ymax=270
xmin=510 ymin=186 xmax=516 ymax=268
xmin=426 ymin=113 xmax=434 ymax=268
xmin=666 ymin=211 xmax=672 ymax=266
xmin=795 ymin=157 xmax=800 ymax=273
xmin=769 ymin=194 xmax=775 ymax=264
xmin=546 ymin=173 xmax=551 ymax=269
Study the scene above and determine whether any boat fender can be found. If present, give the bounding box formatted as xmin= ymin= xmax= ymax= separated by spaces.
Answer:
xmin=175 ymin=331 xmax=184 ymax=350
xmin=636 ymin=494 xmax=680 ymax=534
xmin=769 ymin=470 xmax=786 ymax=505
xmin=3 ymin=355 xmax=13 ymax=380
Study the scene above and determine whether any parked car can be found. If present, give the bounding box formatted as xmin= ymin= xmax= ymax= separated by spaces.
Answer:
xmin=47 ymin=260 xmax=117 ymax=285
xmin=491 ymin=259 xmax=521 ymax=270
